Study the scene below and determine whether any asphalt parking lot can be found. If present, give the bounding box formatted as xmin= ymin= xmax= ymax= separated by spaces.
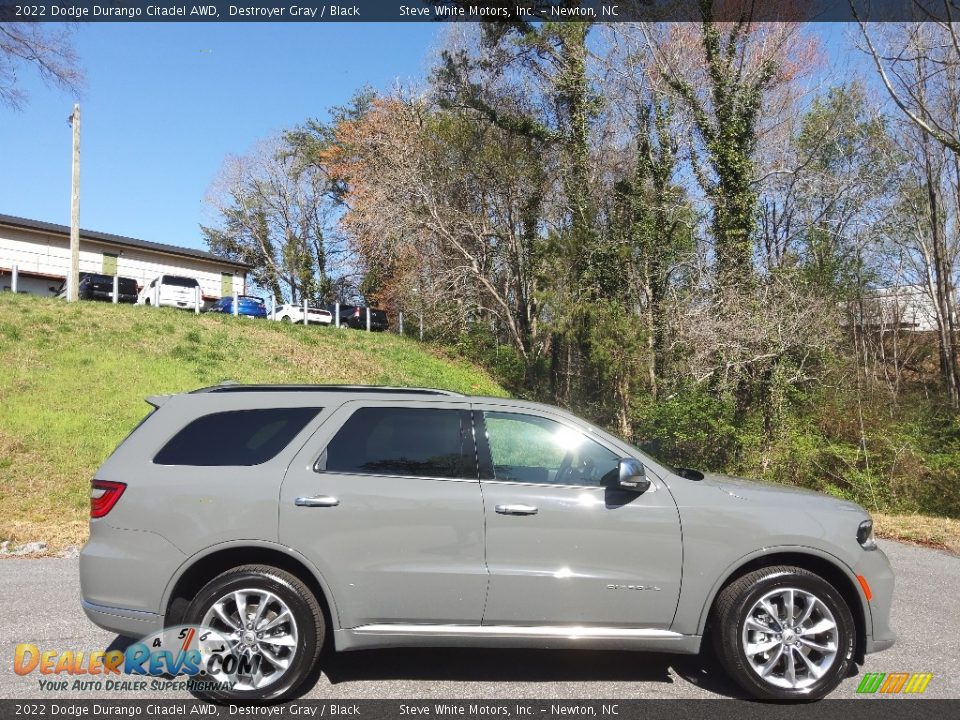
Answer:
xmin=1 ymin=540 xmax=957 ymax=700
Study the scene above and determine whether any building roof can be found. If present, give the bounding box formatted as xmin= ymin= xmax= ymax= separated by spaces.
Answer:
xmin=0 ymin=213 xmax=252 ymax=270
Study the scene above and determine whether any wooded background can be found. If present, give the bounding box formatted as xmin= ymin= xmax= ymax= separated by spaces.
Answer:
xmin=199 ymin=17 xmax=960 ymax=520
xmin=8 ymin=13 xmax=957 ymax=520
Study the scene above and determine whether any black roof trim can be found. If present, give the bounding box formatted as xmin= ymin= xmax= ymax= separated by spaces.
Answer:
xmin=190 ymin=384 xmax=464 ymax=397
xmin=0 ymin=213 xmax=252 ymax=269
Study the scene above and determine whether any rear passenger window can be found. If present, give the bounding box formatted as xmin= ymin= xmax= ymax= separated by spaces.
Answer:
xmin=154 ymin=408 xmax=321 ymax=466
xmin=321 ymin=407 xmax=467 ymax=479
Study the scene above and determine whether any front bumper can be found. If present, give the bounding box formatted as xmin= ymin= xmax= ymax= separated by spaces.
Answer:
xmin=853 ymin=545 xmax=897 ymax=655
xmin=866 ymin=636 xmax=896 ymax=653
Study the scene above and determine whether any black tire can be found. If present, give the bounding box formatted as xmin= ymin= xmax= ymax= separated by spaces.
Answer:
xmin=712 ymin=565 xmax=855 ymax=701
xmin=184 ymin=564 xmax=324 ymax=702
xmin=281 ymin=315 xmax=292 ymax=323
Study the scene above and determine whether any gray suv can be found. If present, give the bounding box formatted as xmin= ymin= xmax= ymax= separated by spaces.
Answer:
xmin=80 ymin=385 xmax=894 ymax=701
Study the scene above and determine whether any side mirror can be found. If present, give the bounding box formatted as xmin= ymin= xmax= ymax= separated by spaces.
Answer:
xmin=617 ymin=458 xmax=651 ymax=493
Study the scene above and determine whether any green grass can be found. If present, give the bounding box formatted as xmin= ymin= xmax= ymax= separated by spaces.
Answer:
xmin=0 ymin=293 xmax=505 ymax=549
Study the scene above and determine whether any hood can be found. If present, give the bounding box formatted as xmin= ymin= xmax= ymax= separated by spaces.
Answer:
xmin=693 ymin=471 xmax=867 ymax=515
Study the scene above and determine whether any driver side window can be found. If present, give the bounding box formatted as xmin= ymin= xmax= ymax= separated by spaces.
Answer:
xmin=482 ymin=411 xmax=619 ymax=488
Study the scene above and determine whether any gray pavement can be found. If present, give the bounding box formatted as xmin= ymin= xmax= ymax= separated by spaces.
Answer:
xmin=1 ymin=540 xmax=956 ymax=700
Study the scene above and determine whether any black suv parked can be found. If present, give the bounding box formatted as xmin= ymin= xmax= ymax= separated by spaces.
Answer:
xmin=54 ymin=273 xmax=139 ymax=303
xmin=328 ymin=304 xmax=388 ymax=331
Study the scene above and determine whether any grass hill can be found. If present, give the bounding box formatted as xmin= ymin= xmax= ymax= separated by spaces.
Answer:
xmin=0 ymin=294 xmax=505 ymax=549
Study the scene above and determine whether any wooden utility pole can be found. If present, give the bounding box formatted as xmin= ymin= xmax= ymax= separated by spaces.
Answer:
xmin=68 ymin=103 xmax=81 ymax=302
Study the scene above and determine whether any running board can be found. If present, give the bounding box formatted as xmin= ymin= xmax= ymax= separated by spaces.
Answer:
xmin=335 ymin=623 xmax=699 ymax=654
xmin=354 ymin=624 xmax=682 ymax=639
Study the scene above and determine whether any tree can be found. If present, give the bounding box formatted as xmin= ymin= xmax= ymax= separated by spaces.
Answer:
xmin=202 ymin=135 xmax=340 ymax=305
xmin=855 ymin=12 xmax=960 ymax=155
xmin=321 ymin=93 xmax=550 ymax=363
xmin=0 ymin=23 xmax=84 ymax=109
xmin=641 ymin=9 xmax=814 ymax=293
xmin=601 ymin=24 xmax=697 ymax=404
xmin=434 ymin=21 xmax=610 ymax=404
xmin=857 ymin=19 xmax=960 ymax=407
xmin=758 ymin=83 xmax=900 ymax=291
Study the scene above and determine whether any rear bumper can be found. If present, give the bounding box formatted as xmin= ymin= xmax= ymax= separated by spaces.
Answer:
xmin=81 ymin=599 xmax=163 ymax=639
xmin=80 ymin=521 xmax=184 ymax=636
xmin=90 ymin=290 xmax=137 ymax=303
xmin=344 ymin=319 xmax=389 ymax=330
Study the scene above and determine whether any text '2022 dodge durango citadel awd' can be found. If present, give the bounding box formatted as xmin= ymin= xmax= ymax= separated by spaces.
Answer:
xmin=80 ymin=384 xmax=894 ymax=701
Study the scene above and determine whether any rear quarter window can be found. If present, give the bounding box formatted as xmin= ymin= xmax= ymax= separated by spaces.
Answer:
xmin=154 ymin=407 xmax=321 ymax=466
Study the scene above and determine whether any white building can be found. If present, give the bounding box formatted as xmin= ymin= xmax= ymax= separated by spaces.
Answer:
xmin=0 ymin=213 xmax=250 ymax=301
xmin=845 ymin=285 xmax=950 ymax=332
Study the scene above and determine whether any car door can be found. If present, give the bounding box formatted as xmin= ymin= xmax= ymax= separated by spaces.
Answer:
xmin=475 ymin=405 xmax=683 ymax=630
xmin=279 ymin=400 xmax=488 ymax=629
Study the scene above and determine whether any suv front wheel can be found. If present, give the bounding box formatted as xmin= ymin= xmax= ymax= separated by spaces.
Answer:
xmin=713 ymin=565 xmax=855 ymax=700
xmin=185 ymin=564 xmax=324 ymax=701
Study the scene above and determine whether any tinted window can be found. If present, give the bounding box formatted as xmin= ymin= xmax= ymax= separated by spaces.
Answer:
xmin=322 ymin=407 xmax=468 ymax=479
xmin=83 ymin=274 xmax=112 ymax=284
xmin=164 ymin=275 xmax=200 ymax=288
xmin=154 ymin=407 xmax=321 ymax=466
xmin=482 ymin=412 xmax=620 ymax=487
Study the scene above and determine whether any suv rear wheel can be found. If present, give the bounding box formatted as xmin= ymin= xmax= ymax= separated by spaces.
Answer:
xmin=185 ymin=564 xmax=324 ymax=701
xmin=712 ymin=565 xmax=855 ymax=700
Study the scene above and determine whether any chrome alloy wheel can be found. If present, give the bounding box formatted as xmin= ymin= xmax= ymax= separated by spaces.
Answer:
xmin=741 ymin=587 xmax=839 ymax=690
xmin=201 ymin=588 xmax=300 ymax=691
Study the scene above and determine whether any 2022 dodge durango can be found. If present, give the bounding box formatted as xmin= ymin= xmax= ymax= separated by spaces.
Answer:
xmin=80 ymin=384 xmax=894 ymax=702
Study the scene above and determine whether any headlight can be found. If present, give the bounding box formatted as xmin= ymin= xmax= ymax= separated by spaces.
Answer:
xmin=857 ymin=519 xmax=877 ymax=550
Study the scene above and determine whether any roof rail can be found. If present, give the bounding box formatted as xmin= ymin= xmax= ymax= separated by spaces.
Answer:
xmin=190 ymin=384 xmax=463 ymax=397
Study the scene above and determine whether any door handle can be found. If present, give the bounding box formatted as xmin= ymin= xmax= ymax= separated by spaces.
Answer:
xmin=294 ymin=495 xmax=340 ymax=508
xmin=495 ymin=504 xmax=538 ymax=516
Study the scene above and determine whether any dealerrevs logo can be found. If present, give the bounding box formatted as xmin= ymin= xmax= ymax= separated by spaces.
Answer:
xmin=856 ymin=672 xmax=934 ymax=695
xmin=14 ymin=626 xmax=243 ymax=692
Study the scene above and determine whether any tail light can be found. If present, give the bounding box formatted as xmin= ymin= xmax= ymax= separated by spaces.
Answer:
xmin=90 ymin=480 xmax=126 ymax=518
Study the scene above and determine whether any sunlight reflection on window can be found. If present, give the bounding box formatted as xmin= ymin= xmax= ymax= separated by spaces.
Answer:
xmin=552 ymin=426 xmax=583 ymax=450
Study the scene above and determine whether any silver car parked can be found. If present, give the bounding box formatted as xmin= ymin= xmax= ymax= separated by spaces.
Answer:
xmin=80 ymin=385 xmax=894 ymax=701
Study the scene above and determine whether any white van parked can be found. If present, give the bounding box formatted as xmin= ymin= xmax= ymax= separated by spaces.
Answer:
xmin=137 ymin=274 xmax=202 ymax=310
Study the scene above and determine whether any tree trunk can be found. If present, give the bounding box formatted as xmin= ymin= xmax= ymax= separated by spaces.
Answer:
xmin=921 ymin=131 xmax=960 ymax=407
